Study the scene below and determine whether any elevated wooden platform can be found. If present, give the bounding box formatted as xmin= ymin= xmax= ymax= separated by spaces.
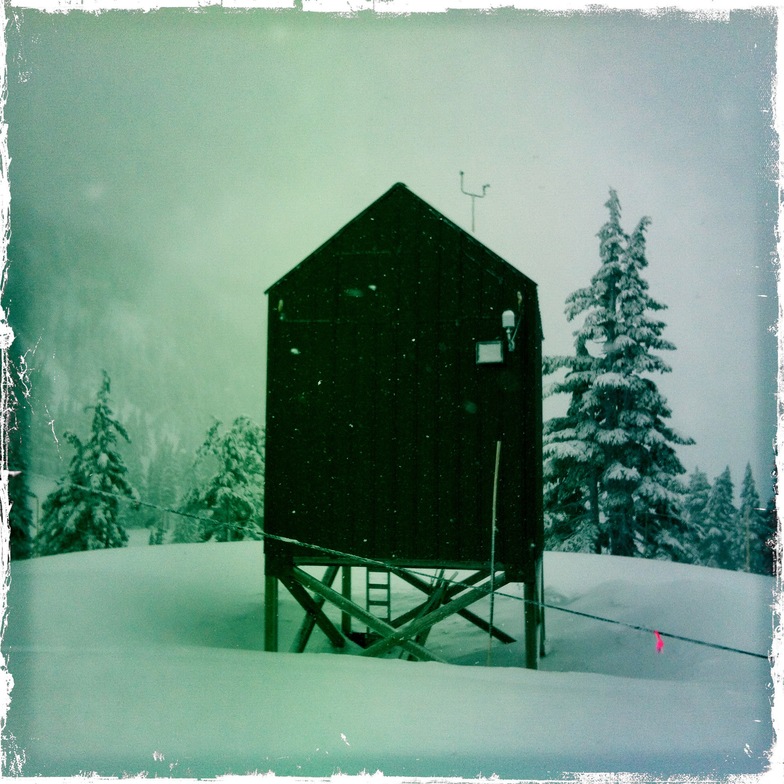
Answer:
xmin=264 ymin=561 xmax=544 ymax=667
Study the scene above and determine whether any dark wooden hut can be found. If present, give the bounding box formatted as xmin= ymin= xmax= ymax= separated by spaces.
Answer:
xmin=263 ymin=183 xmax=544 ymax=666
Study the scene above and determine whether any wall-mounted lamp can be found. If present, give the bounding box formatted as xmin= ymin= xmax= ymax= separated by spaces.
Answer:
xmin=502 ymin=310 xmax=516 ymax=352
xmin=476 ymin=300 xmax=522 ymax=365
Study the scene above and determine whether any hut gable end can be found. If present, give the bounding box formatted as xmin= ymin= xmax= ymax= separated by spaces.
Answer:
xmin=264 ymin=183 xmax=543 ymax=582
xmin=267 ymin=183 xmax=537 ymax=323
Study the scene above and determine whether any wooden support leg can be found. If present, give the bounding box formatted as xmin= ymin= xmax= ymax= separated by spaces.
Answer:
xmin=264 ymin=574 xmax=278 ymax=652
xmin=538 ymin=557 xmax=546 ymax=658
xmin=342 ymin=565 xmax=352 ymax=637
xmin=524 ymin=579 xmax=538 ymax=670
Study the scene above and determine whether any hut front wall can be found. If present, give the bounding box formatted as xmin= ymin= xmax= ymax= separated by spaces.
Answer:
xmin=265 ymin=195 xmax=542 ymax=581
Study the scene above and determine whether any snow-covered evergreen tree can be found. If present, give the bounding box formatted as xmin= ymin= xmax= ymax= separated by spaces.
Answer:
xmin=173 ymin=416 xmax=264 ymax=543
xmin=702 ymin=466 xmax=737 ymax=570
xmin=35 ymin=372 xmax=138 ymax=556
xmin=6 ymin=358 xmax=33 ymax=560
xmin=544 ymin=189 xmax=693 ymax=559
xmin=684 ymin=467 xmax=711 ymax=564
xmin=544 ymin=484 xmax=600 ymax=553
xmin=737 ymin=463 xmax=771 ymax=574
xmin=762 ymin=492 xmax=778 ymax=577
xmin=543 ymin=346 xmax=605 ymax=553
xmin=7 ymin=401 xmax=34 ymax=560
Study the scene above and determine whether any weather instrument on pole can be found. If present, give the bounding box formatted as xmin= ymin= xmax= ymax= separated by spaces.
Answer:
xmin=460 ymin=170 xmax=490 ymax=233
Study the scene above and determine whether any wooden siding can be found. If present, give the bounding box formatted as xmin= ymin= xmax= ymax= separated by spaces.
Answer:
xmin=264 ymin=184 xmax=542 ymax=581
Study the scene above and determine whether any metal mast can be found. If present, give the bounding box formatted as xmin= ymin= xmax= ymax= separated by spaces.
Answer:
xmin=459 ymin=171 xmax=490 ymax=233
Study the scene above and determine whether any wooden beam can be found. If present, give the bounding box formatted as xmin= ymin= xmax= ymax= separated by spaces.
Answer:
xmin=293 ymin=566 xmax=446 ymax=663
xmin=341 ymin=565 xmax=352 ymax=636
xmin=524 ymin=579 xmax=538 ymax=670
xmin=361 ymin=572 xmax=509 ymax=659
xmin=281 ymin=571 xmax=345 ymax=649
xmin=538 ymin=555 xmax=546 ymax=658
xmin=393 ymin=568 xmax=487 ymax=607
xmin=394 ymin=568 xmax=488 ymax=597
xmin=290 ymin=565 xmax=340 ymax=653
xmin=264 ymin=574 xmax=279 ymax=652
xmin=456 ymin=607 xmax=516 ymax=644
xmin=394 ymin=568 xmax=516 ymax=644
xmin=409 ymin=573 xmax=450 ymax=656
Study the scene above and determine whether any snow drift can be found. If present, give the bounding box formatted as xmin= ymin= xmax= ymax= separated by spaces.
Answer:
xmin=1 ymin=542 xmax=776 ymax=778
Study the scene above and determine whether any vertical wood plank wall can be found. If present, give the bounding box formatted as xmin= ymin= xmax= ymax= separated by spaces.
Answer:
xmin=264 ymin=184 xmax=543 ymax=582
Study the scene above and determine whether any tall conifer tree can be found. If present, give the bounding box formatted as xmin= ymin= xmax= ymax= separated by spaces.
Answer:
xmin=7 ymin=402 xmax=34 ymax=560
xmin=684 ymin=467 xmax=711 ymax=564
xmin=738 ymin=463 xmax=769 ymax=574
xmin=36 ymin=372 xmax=138 ymax=555
xmin=173 ymin=416 xmax=264 ymax=543
xmin=6 ymin=348 xmax=34 ymax=559
xmin=762 ymin=493 xmax=778 ymax=577
xmin=702 ymin=466 xmax=737 ymax=569
xmin=544 ymin=190 xmax=692 ymax=558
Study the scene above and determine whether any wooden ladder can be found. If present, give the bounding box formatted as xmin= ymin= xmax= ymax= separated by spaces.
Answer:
xmin=365 ymin=567 xmax=392 ymax=624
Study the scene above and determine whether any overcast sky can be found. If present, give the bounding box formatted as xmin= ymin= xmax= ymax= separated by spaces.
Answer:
xmin=3 ymin=5 xmax=778 ymax=495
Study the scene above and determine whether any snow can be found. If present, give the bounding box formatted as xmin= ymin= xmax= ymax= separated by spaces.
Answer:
xmin=2 ymin=543 xmax=778 ymax=779
xmin=594 ymin=372 xmax=633 ymax=390
xmin=603 ymin=462 xmax=641 ymax=483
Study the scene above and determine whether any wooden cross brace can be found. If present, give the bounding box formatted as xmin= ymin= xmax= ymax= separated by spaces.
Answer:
xmin=392 ymin=568 xmax=516 ymax=644
xmin=288 ymin=565 xmax=509 ymax=662
xmin=282 ymin=565 xmax=342 ymax=652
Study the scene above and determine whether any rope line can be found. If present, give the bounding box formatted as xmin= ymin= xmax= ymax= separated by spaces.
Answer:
xmin=25 ymin=471 xmax=772 ymax=660
xmin=537 ymin=602 xmax=770 ymax=660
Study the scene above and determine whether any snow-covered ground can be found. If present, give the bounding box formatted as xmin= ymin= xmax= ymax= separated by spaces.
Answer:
xmin=1 ymin=543 xmax=778 ymax=779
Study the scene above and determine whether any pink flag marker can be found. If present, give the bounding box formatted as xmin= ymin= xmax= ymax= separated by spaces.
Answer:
xmin=654 ymin=630 xmax=664 ymax=653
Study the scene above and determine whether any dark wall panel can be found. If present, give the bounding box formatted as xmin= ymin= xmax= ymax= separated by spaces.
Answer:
xmin=265 ymin=184 xmax=542 ymax=579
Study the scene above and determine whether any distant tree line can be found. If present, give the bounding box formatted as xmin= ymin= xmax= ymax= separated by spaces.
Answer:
xmin=543 ymin=189 xmax=778 ymax=576
xmin=680 ymin=463 xmax=777 ymax=574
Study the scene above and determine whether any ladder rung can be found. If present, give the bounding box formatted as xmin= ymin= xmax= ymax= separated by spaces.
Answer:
xmin=366 ymin=568 xmax=391 ymax=626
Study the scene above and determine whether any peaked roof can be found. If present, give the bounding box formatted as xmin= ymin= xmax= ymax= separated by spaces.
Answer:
xmin=266 ymin=182 xmax=537 ymax=294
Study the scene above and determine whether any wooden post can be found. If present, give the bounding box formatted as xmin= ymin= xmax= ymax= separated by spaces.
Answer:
xmin=342 ymin=565 xmax=352 ymax=636
xmin=264 ymin=574 xmax=279 ymax=652
xmin=524 ymin=579 xmax=538 ymax=669
xmin=538 ymin=555 xmax=546 ymax=658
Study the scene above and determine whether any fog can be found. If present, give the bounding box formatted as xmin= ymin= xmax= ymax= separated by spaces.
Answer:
xmin=3 ymin=6 xmax=777 ymax=497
